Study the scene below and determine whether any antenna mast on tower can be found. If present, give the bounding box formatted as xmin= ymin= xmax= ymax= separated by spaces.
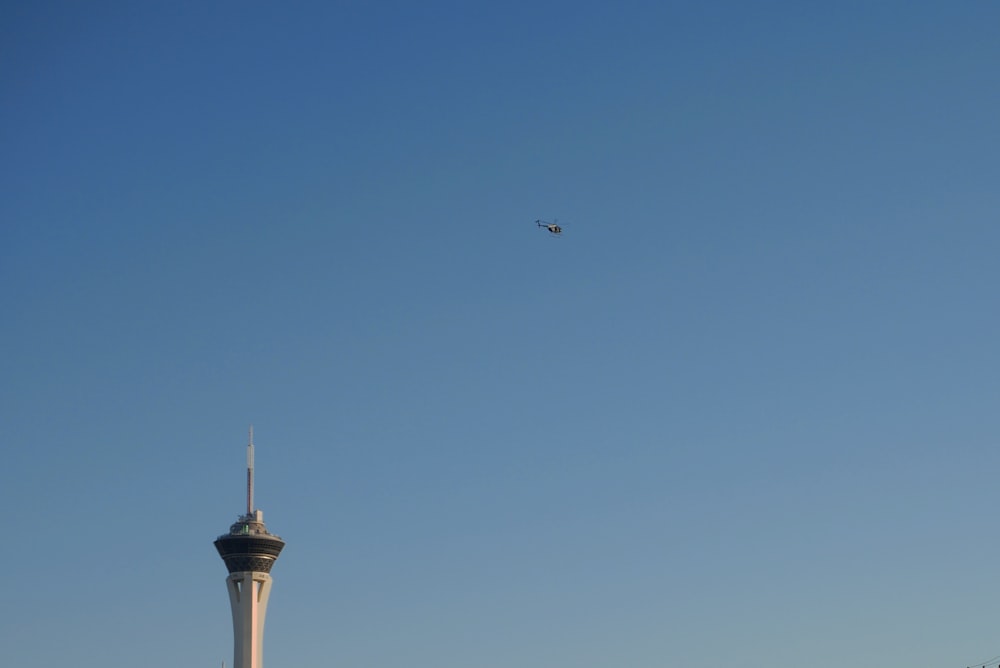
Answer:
xmin=246 ymin=425 xmax=254 ymax=516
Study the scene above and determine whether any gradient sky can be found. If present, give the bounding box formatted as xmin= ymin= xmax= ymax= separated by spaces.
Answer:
xmin=3 ymin=2 xmax=1000 ymax=667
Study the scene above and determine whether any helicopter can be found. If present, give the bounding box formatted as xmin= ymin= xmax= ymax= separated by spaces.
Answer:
xmin=536 ymin=219 xmax=562 ymax=235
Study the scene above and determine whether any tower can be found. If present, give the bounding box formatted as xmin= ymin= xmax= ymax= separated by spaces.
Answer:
xmin=215 ymin=427 xmax=285 ymax=668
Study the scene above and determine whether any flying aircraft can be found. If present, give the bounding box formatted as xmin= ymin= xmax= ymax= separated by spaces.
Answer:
xmin=536 ymin=219 xmax=562 ymax=235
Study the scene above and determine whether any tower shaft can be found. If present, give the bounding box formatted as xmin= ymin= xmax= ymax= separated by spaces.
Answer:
xmin=226 ymin=572 xmax=274 ymax=668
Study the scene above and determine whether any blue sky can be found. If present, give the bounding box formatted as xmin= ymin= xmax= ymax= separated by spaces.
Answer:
xmin=2 ymin=2 xmax=1000 ymax=667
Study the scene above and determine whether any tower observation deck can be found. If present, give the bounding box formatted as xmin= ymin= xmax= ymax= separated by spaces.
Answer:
xmin=214 ymin=427 xmax=285 ymax=668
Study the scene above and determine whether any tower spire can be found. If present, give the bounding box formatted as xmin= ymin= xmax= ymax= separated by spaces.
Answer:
xmin=247 ymin=425 xmax=254 ymax=516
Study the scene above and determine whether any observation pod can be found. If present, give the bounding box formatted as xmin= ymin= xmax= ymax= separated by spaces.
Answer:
xmin=214 ymin=428 xmax=285 ymax=668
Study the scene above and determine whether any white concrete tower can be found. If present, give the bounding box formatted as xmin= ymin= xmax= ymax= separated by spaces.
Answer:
xmin=214 ymin=427 xmax=285 ymax=668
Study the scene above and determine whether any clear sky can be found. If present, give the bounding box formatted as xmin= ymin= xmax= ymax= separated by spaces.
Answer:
xmin=2 ymin=2 xmax=999 ymax=667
